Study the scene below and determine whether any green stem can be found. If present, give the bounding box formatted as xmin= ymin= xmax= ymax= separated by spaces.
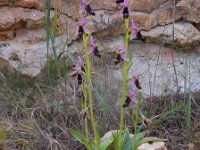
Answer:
xmin=118 ymin=18 xmax=129 ymax=149
xmin=82 ymin=33 xmax=99 ymax=149
xmin=82 ymin=84 xmax=89 ymax=140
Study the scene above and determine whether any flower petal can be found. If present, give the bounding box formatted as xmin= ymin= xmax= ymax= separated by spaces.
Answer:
xmin=77 ymin=56 xmax=83 ymax=66
xmin=79 ymin=4 xmax=86 ymax=14
xmin=69 ymin=70 xmax=78 ymax=76
xmin=121 ymin=55 xmax=129 ymax=62
xmin=131 ymin=20 xmax=138 ymax=31
xmin=128 ymin=89 xmax=137 ymax=104
xmin=80 ymin=16 xmax=87 ymax=26
xmin=83 ymin=26 xmax=90 ymax=35
xmin=119 ymin=49 xmax=126 ymax=55
xmin=130 ymin=32 xmax=137 ymax=40
xmin=89 ymin=35 xmax=95 ymax=48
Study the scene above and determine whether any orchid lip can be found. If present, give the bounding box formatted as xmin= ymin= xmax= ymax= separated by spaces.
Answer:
xmin=116 ymin=0 xmax=124 ymax=4
xmin=123 ymin=7 xmax=129 ymax=19
xmin=86 ymin=4 xmax=96 ymax=16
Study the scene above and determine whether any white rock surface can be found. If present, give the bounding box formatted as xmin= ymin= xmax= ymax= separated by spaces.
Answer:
xmin=137 ymin=141 xmax=167 ymax=150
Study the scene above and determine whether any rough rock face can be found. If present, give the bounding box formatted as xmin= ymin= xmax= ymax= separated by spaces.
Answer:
xmin=142 ymin=22 xmax=200 ymax=45
xmin=0 ymin=0 xmax=200 ymax=96
xmin=137 ymin=141 xmax=168 ymax=150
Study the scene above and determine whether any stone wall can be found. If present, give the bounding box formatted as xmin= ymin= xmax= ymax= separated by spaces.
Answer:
xmin=0 ymin=0 xmax=200 ymax=96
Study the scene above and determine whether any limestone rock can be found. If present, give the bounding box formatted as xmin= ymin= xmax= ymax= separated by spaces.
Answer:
xmin=61 ymin=0 xmax=80 ymax=19
xmin=50 ymin=0 xmax=62 ymax=10
xmin=141 ymin=22 xmax=200 ymax=45
xmin=130 ymin=6 xmax=185 ymax=30
xmin=100 ymin=130 xmax=120 ymax=143
xmin=15 ymin=0 xmax=44 ymax=10
xmin=185 ymin=1 xmax=200 ymax=23
xmin=0 ymin=0 xmax=20 ymax=6
xmin=130 ymin=0 xmax=168 ymax=12
xmin=0 ymin=7 xmax=45 ymax=30
xmin=0 ymin=30 xmax=16 ymax=40
xmin=0 ymin=6 xmax=69 ymax=40
xmin=176 ymin=0 xmax=192 ymax=10
xmin=137 ymin=142 xmax=167 ymax=150
xmin=91 ymin=0 xmax=117 ymax=10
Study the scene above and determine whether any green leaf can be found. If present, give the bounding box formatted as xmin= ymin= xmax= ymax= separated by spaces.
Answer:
xmin=96 ymin=128 xmax=101 ymax=147
xmin=69 ymin=128 xmax=92 ymax=150
xmin=99 ymin=138 xmax=114 ymax=150
xmin=123 ymin=129 xmax=130 ymax=143
xmin=45 ymin=0 xmax=51 ymax=56
xmin=67 ymin=52 xmax=76 ymax=65
xmin=158 ymin=103 xmax=183 ymax=121
xmin=122 ymin=131 xmax=148 ymax=150
xmin=135 ymin=131 xmax=149 ymax=141
xmin=57 ymin=51 xmax=65 ymax=62
xmin=94 ymin=88 xmax=109 ymax=113
xmin=100 ymin=130 xmax=120 ymax=150
xmin=123 ymin=136 xmax=133 ymax=150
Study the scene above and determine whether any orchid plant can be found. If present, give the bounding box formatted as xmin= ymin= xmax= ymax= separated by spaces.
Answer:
xmin=69 ymin=0 xmax=165 ymax=150
xmin=70 ymin=1 xmax=100 ymax=150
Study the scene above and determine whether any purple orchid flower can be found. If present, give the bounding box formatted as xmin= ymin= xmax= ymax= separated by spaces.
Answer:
xmin=131 ymin=70 xmax=142 ymax=89
xmin=84 ymin=35 xmax=101 ymax=58
xmin=123 ymin=89 xmax=137 ymax=108
xmin=69 ymin=56 xmax=84 ymax=76
xmin=85 ymin=4 xmax=95 ymax=16
xmin=120 ymin=0 xmax=130 ymax=19
xmin=79 ymin=0 xmax=95 ymax=16
xmin=80 ymin=16 xmax=87 ymax=26
xmin=90 ymin=38 xmax=101 ymax=58
xmin=130 ymin=20 xmax=139 ymax=40
xmin=130 ymin=21 xmax=146 ymax=41
xmin=69 ymin=56 xmax=85 ymax=85
xmin=121 ymin=0 xmax=129 ymax=7
xmin=78 ymin=16 xmax=90 ymax=36
xmin=114 ymin=48 xmax=128 ymax=64
xmin=77 ymin=56 xmax=83 ymax=69
xmin=129 ymin=89 xmax=137 ymax=104
xmin=89 ymin=35 xmax=96 ymax=48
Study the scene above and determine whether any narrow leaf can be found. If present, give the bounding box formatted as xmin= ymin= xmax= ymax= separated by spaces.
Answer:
xmin=69 ymin=128 xmax=92 ymax=150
